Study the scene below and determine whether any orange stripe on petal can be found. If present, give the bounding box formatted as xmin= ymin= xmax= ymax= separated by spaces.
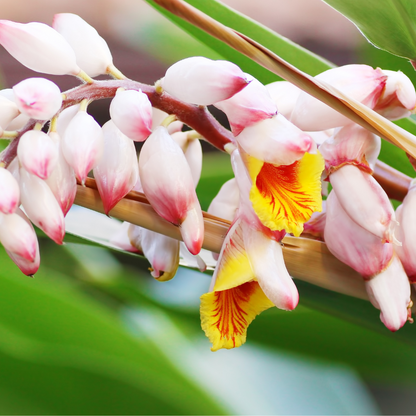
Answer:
xmin=200 ymin=281 xmax=274 ymax=351
xmin=248 ymin=152 xmax=324 ymax=236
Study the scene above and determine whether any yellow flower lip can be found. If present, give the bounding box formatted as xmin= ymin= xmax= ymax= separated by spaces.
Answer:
xmin=247 ymin=151 xmax=325 ymax=236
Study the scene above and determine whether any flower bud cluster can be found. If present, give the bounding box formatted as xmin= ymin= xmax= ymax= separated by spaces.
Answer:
xmin=0 ymin=13 xmax=415 ymax=349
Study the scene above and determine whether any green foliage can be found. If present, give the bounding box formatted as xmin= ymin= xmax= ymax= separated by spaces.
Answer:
xmin=323 ymin=0 xmax=416 ymax=61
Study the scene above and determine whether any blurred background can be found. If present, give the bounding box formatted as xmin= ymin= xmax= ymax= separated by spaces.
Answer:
xmin=0 ymin=0 xmax=415 ymax=414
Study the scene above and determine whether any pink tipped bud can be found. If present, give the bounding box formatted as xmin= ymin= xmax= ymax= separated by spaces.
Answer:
xmin=0 ymin=167 xmax=20 ymax=214
xmin=93 ymin=120 xmax=139 ymax=214
xmin=365 ymin=254 xmax=411 ymax=332
xmin=19 ymin=167 xmax=65 ymax=244
xmin=162 ymin=56 xmax=249 ymax=105
xmin=110 ymin=222 xmax=139 ymax=253
xmin=265 ymin=81 xmax=301 ymax=119
xmin=128 ymin=224 xmax=179 ymax=281
xmin=214 ymin=75 xmax=277 ymax=135
xmin=0 ymin=20 xmax=80 ymax=75
xmin=236 ymin=114 xmax=315 ymax=165
xmin=6 ymin=248 xmax=40 ymax=276
xmin=290 ymin=65 xmax=387 ymax=131
xmin=324 ymin=192 xmax=393 ymax=278
xmin=0 ymin=208 xmax=38 ymax=262
xmin=374 ymin=70 xmax=416 ymax=120
xmin=319 ymin=124 xmax=381 ymax=177
xmin=139 ymin=126 xmax=204 ymax=254
xmin=109 ymin=89 xmax=152 ymax=142
xmin=13 ymin=77 xmax=62 ymax=120
xmin=62 ymin=110 xmax=104 ymax=184
xmin=53 ymin=13 xmax=113 ymax=78
xmin=330 ymin=164 xmax=398 ymax=243
xmin=17 ymin=130 xmax=59 ymax=179
xmin=45 ymin=132 xmax=77 ymax=216
xmin=208 ymin=178 xmax=240 ymax=222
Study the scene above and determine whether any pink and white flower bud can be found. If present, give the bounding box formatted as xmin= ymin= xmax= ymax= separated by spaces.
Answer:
xmin=236 ymin=113 xmax=316 ymax=166
xmin=171 ymin=131 xmax=203 ymax=187
xmin=374 ymin=70 xmax=416 ymax=120
xmin=7 ymin=248 xmax=40 ymax=276
xmin=128 ymin=224 xmax=179 ymax=281
xmin=13 ymin=78 xmax=62 ymax=120
xmin=395 ymin=181 xmax=416 ymax=282
xmin=45 ymin=132 xmax=77 ymax=216
xmin=53 ymin=13 xmax=113 ymax=78
xmin=17 ymin=130 xmax=58 ymax=179
xmin=330 ymin=164 xmax=398 ymax=243
xmin=152 ymin=108 xmax=183 ymax=134
xmin=161 ymin=56 xmax=249 ymax=105
xmin=109 ymin=89 xmax=152 ymax=142
xmin=208 ymin=178 xmax=240 ymax=222
xmin=324 ymin=192 xmax=393 ymax=279
xmin=365 ymin=254 xmax=411 ymax=332
xmin=319 ymin=124 xmax=381 ymax=177
xmin=93 ymin=120 xmax=139 ymax=214
xmin=0 ymin=95 xmax=19 ymax=134
xmin=19 ymin=167 xmax=65 ymax=244
xmin=265 ymin=81 xmax=301 ymax=119
xmin=62 ymin=110 xmax=104 ymax=184
xmin=139 ymin=126 xmax=204 ymax=254
xmin=0 ymin=167 xmax=20 ymax=214
xmin=214 ymin=74 xmax=277 ymax=136
xmin=56 ymin=104 xmax=80 ymax=137
xmin=0 ymin=208 xmax=38 ymax=262
xmin=290 ymin=65 xmax=387 ymax=131
xmin=0 ymin=20 xmax=80 ymax=75
xmin=302 ymin=201 xmax=326 ymax=240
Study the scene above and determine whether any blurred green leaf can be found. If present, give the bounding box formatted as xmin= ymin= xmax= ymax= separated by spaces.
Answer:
xmin=0 ymin=246 xmax=226 ymax=415
xmin=322 ymin=0 xmax=416 ymax=61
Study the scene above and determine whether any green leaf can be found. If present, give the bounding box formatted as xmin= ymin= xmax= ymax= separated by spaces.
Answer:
xmin=0 ymin=246 xmax=226 ymax=414
xmin=322 ymin=0 xmax=416 ymax=61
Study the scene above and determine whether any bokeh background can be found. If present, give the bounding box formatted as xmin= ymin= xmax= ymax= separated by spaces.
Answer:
xmin=0 ymin=0 xmax=415 ymax=414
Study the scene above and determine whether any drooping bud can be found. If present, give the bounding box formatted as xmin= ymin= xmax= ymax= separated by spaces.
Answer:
xmin=62 ymin=109 xmax=104 ymax=184
xmin=161 ymin=56 xmax=249 ymax=105
xmin=13 ymin=77 xmax=62 ymax=120
xmin=214 ymin=74 xmax=277 ymax=136
xmin=374 ymin=70 xmax=416 ymax=120
xmin=93 ymin=120 xmax=139 ymax=214
xmin=53 ymin=13 xmax=113 ymax=78
xmin=128 ymin=224 xmax=179 ymax=281
xmin=290 ymin=65 xmax=387 ymax=131
xmin=329 ymin=164 xmax=398 ymax=243
xmin=236 ymin=114 xmax=316 ymax=166
xmin=6 ymin=247 xmax=40 ymax=276
xmin=109 ymin=89 xmax=152 ymax=142
xmin=0 ymin=20 xmax=80 ymax=75
xmin=45 ymin=131 xmax=77 ymax=216
xmin=19 ymin=167 xmax=65 ymax=244
xmin=365 ymin=254 xmax=411 ymax=332
xmin=17 ymin=130 xmax=59 ymax=179
xmin=110 ymin=221 xmax=139 ymax=253
xmin=139 ymin=126 xmax=204 ymax=255
xmin=0 ymin=167 xmax=20 ymax=214
xmin=0 ymin=208 xmax=38 ymax=261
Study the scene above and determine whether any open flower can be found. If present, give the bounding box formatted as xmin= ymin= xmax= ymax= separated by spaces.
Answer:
xmin=201 ymin=150 xmax=298 ymax=351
